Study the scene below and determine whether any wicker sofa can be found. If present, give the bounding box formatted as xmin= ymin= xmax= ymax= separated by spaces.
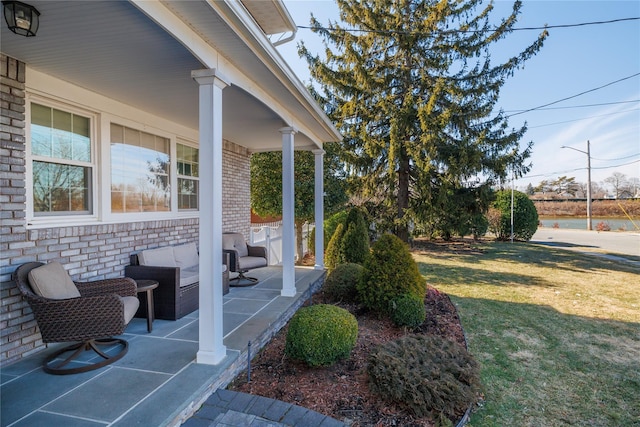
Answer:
xmin=125 ymin=243 xmax=229 ymax=320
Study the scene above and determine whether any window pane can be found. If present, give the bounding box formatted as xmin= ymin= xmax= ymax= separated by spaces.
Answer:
xmin=177 ymin=143 xmax=199 ymax=177
xmin=31 ymin=103 xmax=91 ymax=163
xmin=72 ymin=115 xmax=91 ymax=162
xmin=177 ymin=143 xmax=199 ymax=211
xmin=31 ymin=104 xmax=52 ymax=157
xmin=30 ymin=103 xmax=93 ymax=216
xmin=111 ymin=125 xmax=171 ymax=213
xmin=178 ymin=178 xmax=198 ymax=210
xmin=33 ymin=161 xmax=91 ymax=215
xmin=52 ymin=109 xmax=72 ymax=160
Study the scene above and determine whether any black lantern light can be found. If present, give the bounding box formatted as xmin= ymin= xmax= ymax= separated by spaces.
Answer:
xmin=3 ymin=1 xmax=40 ymax=37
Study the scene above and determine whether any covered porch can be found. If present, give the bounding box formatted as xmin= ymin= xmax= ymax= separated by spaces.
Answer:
xmin=0 ymin=0 xmax=340 ymax=368
xmin=0 ymin=267 xmax=325 ymax=427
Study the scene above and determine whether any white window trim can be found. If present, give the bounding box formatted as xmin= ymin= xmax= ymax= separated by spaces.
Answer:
xmin=102 ymin=115 xmax=185 ymax=223
xmin=25 ymin=94 xmax=100 ymax=227
xmin=24 ymin=92 xmax=200 ymax=230
xmin=176 ymin=138 xmax=200 ymax=212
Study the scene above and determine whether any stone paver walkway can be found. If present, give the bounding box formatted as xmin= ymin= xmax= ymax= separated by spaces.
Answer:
xmin=182 ymin=389 xmax=346 ymax=427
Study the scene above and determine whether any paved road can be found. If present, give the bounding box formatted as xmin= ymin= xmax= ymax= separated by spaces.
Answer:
xmin=531 ymin=228 xmax=640 ymax=258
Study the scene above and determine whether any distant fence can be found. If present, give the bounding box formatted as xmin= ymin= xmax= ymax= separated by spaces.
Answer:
xmin=250 ymin=221 xmax=314 ymax=265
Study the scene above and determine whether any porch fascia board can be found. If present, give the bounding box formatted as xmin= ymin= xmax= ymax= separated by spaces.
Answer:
xmin=211 ymin=1 xmax=341 ymax=145
xmin=134 ymin=0 xmax=340 ymax=147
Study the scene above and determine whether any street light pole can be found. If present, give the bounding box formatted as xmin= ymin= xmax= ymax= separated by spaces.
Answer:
xmin=586 ymin=141 xmax=592 ymax=231
xmin=561 ymin=141 xmax=592 ymax=231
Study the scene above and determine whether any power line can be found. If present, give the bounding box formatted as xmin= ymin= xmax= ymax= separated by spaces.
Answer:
xmin=591 ymin=159 xmax=640 ymax=170
xmin=523 ymin=159 xmax=640 ymax=180
xmin=511 ymin=17 xmax=639 ymax=31
xmin=558 ymin=159 xmax=640 ymax=173
xmin=297 ymin=17 xmax=639 ymax=35
xmin=591 ymin=153 xmax=640 ymax=162
xmin=528 ymin=108 xmax=640 ymax=129
xmin=505 ymin=73 xmax=640 ymax=118
xmin=505 ymin=99 xmax=640 ymax=112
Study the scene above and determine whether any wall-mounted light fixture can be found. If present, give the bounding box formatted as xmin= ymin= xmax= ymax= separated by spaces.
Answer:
xmin=2 ymin=1 xmax=40 ymax=37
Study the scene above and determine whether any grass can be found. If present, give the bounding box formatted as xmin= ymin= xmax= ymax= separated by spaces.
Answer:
xmin=412 ymin=241 xmax=640 ymax=427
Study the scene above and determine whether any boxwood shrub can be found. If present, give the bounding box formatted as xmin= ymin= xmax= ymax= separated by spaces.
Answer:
xmin=285 ymin=304 xmax=358 ymax=367
xmin=388 ymin=294 xmax=426 ymax=328
xmin=324 ymin=263 xmax=364 ymax=302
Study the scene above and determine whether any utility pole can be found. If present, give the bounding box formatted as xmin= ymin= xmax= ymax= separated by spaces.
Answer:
xmin=586 ymin=140 xmax=592 ymax=231
xmin=510 ymin=168 xmax=514 ymax=243
xmin=561 ymin=141 xmax=592 ymax=230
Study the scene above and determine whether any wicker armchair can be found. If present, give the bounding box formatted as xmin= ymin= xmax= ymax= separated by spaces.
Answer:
xmin=13 ymin=262 xmax=139 ymax=375
xmin=223 ymin=232 xmax=268 ymax=286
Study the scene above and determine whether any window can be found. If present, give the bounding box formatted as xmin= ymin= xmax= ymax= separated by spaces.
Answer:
xmin=177 ymin=142 xmax=199 ymax=210
xmin=30 ymin=103 xmax=92 ymax=216
xmin=110 ymin=124 xmax=170 ymax=213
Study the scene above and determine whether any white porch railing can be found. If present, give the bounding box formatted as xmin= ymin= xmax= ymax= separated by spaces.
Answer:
xmin=250 ymin=222 xmax=315 ymax=265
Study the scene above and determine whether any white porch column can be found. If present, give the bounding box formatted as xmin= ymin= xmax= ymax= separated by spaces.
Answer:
xmin=280 ymin=127 xmax=297 ymax=297
xmin=192 ymin=68 xmax=229 ymax=365
xmin=312 ymin=149 xmax=325 ymax=270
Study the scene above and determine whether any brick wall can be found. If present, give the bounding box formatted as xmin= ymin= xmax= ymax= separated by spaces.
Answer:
xmin=0 ymin=54 xmax=254 ymax=365
xmin=222 ymin=140 xmax=251 ymax=239
xmin=0 ymin=54 xmax=33 ymax=363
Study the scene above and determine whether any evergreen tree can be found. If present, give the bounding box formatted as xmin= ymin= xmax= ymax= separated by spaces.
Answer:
xmin=325 ymin=222 xmax=346 ymax=271
xmin=301 ymin=0 xmax=548 ymax=241
xmin=525 ymin=183 xmax=534 ymax=196
xmin=341 ymin=207 xmax=370 ymax=264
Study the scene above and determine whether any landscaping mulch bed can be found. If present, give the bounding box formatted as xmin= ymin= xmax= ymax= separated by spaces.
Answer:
xmin=228 ymin=286 xmax=468 ymax=426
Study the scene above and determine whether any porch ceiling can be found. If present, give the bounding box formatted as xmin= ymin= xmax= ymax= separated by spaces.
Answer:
xmin=0 ymin=0 xmax=328 ymax=151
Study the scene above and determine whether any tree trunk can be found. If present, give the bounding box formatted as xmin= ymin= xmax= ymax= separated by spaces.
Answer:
xmin=295 ymin=221 xmax=305 ymax=265
xmin=397 ymin=150 xmax=410 ymax=243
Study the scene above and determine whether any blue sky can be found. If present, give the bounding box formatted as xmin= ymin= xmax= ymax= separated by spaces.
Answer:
xmin=278 ymin=0 xmax=640 ymax=190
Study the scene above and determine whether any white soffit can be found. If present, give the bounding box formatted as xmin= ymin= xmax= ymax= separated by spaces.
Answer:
xmin=0 ymin=0 xmax=338 ymax=150
xmin=239 ymin=0 xmax=296 ymax=35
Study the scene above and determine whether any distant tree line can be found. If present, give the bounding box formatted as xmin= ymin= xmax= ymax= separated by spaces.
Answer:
xmin=525 ymin=172 xmax=639 ymax=199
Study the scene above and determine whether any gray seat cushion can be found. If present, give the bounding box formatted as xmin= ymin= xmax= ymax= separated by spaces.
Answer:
xmin=120 ymin=296 xmax=140 ymax=324
xmin=174 ymin=243 xmax=198 ymax=269
xmin=238 ymin=256 xmax=268 ymax=270
xmin=179 ymin=264 xmax=228 ymax=287
xmin=27 ymin=262 xmax=81 ymax=300
xmin=223 ymin=233 xmax=249 ymax=257
xmin=180 ymin=265 xmax=199 ymax=287
xmin=138 ymin=246 xmax=177 ymax=267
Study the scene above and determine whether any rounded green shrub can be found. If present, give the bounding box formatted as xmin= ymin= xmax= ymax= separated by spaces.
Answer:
xmin=388 ymin=294 xmax=426 ymax=328
xmin=357 ymin=234 xmax=426 ymax=313
xmin=285 ymin=304 xmax=358 ymax=367
xmin=490 ymin=190 xmax=539 ymax=241
xmin=324 ymin=263 xmax=364 ymax=302
xmin=368 ymin=335 xmax=481 ymax=421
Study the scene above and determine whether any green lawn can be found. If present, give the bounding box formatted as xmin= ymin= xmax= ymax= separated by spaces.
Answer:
xmin=413 ymin=242 xmax=640 ymax=427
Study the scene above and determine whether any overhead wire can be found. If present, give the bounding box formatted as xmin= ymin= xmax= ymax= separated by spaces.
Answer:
xmin=591 ymin=159 xmax=640 ymax=170
xmin=297 ymin=17 xmax=640 ymax=35
xmin=505 ymin=99 xmax=640 ymax=112
xmin=591 ymin=153 xmax=640 ymax=162
xmin=505 ymin=73 xmax=640 ymax=118
xmin=527 ymin=108 xmax=640 ymax=129
xmin=522 ymin=159 xmax=640 ymax=180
